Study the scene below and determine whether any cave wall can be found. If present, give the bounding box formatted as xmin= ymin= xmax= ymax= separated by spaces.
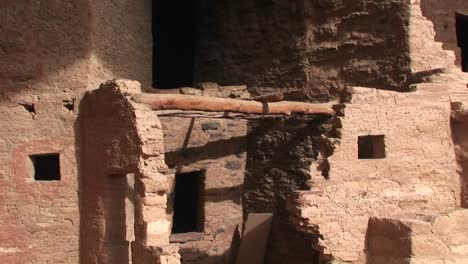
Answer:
xmin=195 ymin=0 xmax=413 ymax=96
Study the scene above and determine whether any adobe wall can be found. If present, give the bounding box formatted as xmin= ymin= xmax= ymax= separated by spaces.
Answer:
xmin=0 ymin=1 xmax=152 ymax=263
xmin=0 ymin=1 xmax=90 ymax=263
xmin=367 ymin=210 xmax=468 ymax=263
xmin=291 ymin=72 xmax=468 ymax=263
xmin=286 ymin=2 xmax=468 ymax=262
xmin=159 ymin=85 xmax=248 ymax=263
xmin=79 ymin=80 xmax=180 ymax=264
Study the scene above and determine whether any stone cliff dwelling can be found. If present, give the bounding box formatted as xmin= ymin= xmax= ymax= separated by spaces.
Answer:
xmin=1 ymin=1 xmax=468 ymax=264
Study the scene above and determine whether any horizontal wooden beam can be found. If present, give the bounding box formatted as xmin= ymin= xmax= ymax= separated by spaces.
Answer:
xmin=132 ymin=93 xmax=335 ymax=116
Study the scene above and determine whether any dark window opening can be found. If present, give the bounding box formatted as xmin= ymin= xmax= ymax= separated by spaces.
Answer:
xmin=358 ymin=135 xmax=386 ymax=159
xmin=172 ymin=171 xmax=205 ymax=234
xmin=152 ymin=0 xmax=199 ymax=88
xmin=456 ymin=12 xmax=468 ymax=72
xmin=30 ymin=153 xmax=61 ymax=181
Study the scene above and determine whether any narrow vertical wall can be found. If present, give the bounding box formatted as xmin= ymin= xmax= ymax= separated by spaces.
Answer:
xmin=79 ymin=80 xmax=180 ymax=264
xmin=451 ymin=102 xmax=468 ymax=207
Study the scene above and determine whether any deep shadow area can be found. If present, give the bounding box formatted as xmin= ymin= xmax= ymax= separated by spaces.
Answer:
xmin=456 ymin=12 xmax=468 ymax=72
xmin=365 ymin=217 xmax=412 ymax=264
xmin=172 ymin=171 xmax=205 ymax=234
xmin=165 ymin=135 xmax=247 ymax=168
xmin=195 ymin=0 xmax=413 ymax=95
xmin=152 ymin=0 xmax=200 ymax=88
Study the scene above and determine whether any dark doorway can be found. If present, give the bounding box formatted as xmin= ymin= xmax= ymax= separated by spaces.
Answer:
xmin=456 ymin=12 xmax=468 ymax=72
xmin=152 ymin=0 xmax=199 ymax=88
xmin=172 ymin=171 xmax=205 ymax=234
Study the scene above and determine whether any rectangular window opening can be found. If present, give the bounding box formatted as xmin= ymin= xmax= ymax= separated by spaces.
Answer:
xmin=171 ymin=171 xmax=205 ymax=234
xmin=358 ymin=135 xmax=386 ymax=159
xmin=30 ymin=153 xmax=61 ymax=181
xmin=456 ymin=12 xmax=468 ymax=72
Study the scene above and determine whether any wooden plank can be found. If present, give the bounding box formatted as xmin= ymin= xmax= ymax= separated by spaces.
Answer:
xmin=235 ymin=213 xmax=273 ymax=264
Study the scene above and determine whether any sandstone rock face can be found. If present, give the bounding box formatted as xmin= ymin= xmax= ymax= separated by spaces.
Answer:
xmin=195 ymin=0 xmax=414 ymax=96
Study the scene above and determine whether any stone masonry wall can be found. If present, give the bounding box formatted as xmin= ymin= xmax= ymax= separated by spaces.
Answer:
xmin=367 ymin=210 xmax=468 ymax=264
xmin=244 ymin=116 xmax=337 ymax=264
xmin=408 ymin=0 xmax=456 ymax=72
xmin=159 ymin=85 xmax=248 ymax=263
xmin=291 ymin=72 xmax=468 ymax=263
xmin=0 ymin=1 xmax=90 ymax=263
xmin=80 ymin=80 xmax=180 ymax=264
xmin=0 ymin=1 xmax=152 ymax=263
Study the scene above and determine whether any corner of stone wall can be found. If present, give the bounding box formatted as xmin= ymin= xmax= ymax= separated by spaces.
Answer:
xmin=80 ymin=79 xmax=180 ymax=264
xmin=409 ymin=0 xmax=456 ymax=73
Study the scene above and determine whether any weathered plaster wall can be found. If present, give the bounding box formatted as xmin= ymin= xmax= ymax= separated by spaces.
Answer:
xmin=0 ymin=1 xmax=90 ymax=263
xmin=291 ymin=72 xmax=468 ymax=263
xmin=0 ymin=1 xmax=152 ymax=263
xmin=420 ymin=0 xmax=468 ymax=68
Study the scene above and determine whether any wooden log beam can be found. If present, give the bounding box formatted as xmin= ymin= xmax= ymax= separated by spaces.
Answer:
xmin=132 ymin=93 xmax=335 ymax=116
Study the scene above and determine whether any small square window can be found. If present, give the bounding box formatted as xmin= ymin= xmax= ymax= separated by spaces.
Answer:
xmin=358 ymin=135 xmax=386 ymax=159
xmin=30 ymin=154 xmax=61 ymax=181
